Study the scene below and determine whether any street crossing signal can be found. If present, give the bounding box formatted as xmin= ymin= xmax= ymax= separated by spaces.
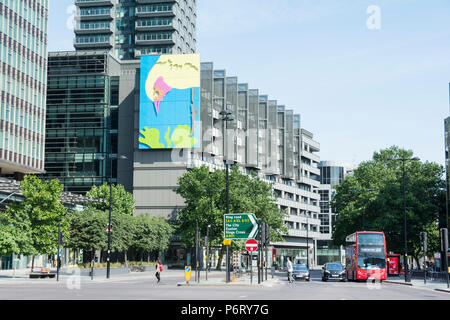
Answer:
xmin=440 ymin=228 xmax=448 ymax=253
xmin=260 ymin=222 xmax=266 ymax=246
xmin=420 ymin=231 xmax=427 ymax=252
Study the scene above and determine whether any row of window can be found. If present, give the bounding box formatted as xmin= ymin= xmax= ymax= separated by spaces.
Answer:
xmin=136 ymin=32 xmax=172 ymax=41
xmin=80 ymin=7 xmax=111 ymax=16
xmin=0 ymin=70 xmax=45 ymax=110
xmin=0 ymin=0 xmax=48 ymax=32
xmin=136 ymin=18 xmax=172 ymax=27
xmin=1 ymin=45 xmax=45 ymax=85
xmin=0 ymin=11 xmax=47 ymax=58
xmin=0 ymin=102 xmax=42 ymax=133
xmin=79 ymin=21 xmax=110 ymax=30
xmin=0 ymin=129 xmax=42 ymax=160
xmin=75 ymin=34 xmax=111 ymax=44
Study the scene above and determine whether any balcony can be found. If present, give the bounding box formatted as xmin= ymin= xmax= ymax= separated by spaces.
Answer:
xmin=135 ymin=36 xmax=175 ymax=46
xmin=135 ymin=20 xmax=175 ymax=32
xmin=78 ymin=9 xmax=113 ymax=21
xmin=74 ymin=35 xmax=113 ymax=49
xmin=75 ymin=0 xmax=113 ymax=7
xmin=136 ymin=6 xmax=175 ymax=18
xmin=136 ymin=0 xmax=175 ymax=3
xmin=74 ymin=23 xmax=113 ymax=35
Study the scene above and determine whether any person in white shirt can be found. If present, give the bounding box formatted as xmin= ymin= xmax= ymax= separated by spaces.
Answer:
xmin=286 ymin=257 xmax=294 ymax=283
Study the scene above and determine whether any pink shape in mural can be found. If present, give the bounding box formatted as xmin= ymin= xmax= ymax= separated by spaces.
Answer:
xmin=153 ymin=76 xmax=172 ymax=115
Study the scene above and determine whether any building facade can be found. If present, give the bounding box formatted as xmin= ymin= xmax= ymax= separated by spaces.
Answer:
xmin=44 ymin=51 xmax=125 ymax=193
xmin=45 ymin=51 xmax=322 ymax=268
xmin=74 ymin=0 xmax=197 ymax=60
xmin=317 ymin=161 xmax=353 ymax=265
xmin=0 ymin=0 xmax=48 ymax=177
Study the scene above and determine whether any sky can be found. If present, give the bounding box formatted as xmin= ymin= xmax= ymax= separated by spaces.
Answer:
xmin=48 ymin=0 xmax=450 ymax=167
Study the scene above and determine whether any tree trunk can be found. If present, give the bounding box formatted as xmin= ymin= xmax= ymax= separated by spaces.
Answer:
xmin=124 ymin=251 xmax=128 ymax=267
xmin=140 ymin=251 xmax=144 ymax=264
xmin=148 ymin=252 xmax=150 ymax=263
xmin=413 ymin=255 xmax=420 ymax=270
xmin=31 ymin=256 xmax=35 ymax=272
xmin=0 ymin=256 xmax=2 ymax=270
xmin=216 ymin=245 xmax=225 ymax=270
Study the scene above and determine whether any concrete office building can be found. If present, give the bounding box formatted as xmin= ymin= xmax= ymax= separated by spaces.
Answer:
xmin=317 ymin=161 xmax=354 ymax=265
xmin=45 ymin=51 xmax=322 ymax=268
xmin=0 ymin=0 xmax=48 ymax=177
xmin=74 ymin=0 xmax=197 ymax=60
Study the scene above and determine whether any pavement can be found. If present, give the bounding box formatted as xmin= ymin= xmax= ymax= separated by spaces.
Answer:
xmin=384 ymin=276 xmax=450 ymax=293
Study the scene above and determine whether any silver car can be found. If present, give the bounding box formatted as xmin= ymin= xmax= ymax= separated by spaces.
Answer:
xmin=292 ymin=264 xmax=310 ymax=281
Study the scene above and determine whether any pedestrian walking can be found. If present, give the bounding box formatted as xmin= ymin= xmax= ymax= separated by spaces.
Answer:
xmin=286 ymin=257 xmax=294 ymax=283
xmin=155 ymin=259 xmax=163 ymax=284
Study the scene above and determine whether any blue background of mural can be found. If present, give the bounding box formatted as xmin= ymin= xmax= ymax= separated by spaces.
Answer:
xmin=139 ymin=55 xmax=200 ymax=149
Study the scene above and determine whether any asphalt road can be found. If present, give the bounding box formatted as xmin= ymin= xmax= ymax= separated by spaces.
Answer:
xmin=0 ymin=270 xmax=448 ymax=300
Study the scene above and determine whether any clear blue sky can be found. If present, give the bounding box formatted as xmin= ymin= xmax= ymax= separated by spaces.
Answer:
xmin=49 ymin=0 xmax=450 ymax=167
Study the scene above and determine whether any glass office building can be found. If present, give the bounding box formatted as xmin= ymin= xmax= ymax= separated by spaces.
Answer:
xmin=0 ymin=0 xmax=48 ymax=176
xmin=74 ymin=0 xmax=197 ymax=60
xmin=44 ymin=51 xmax=120 ymax=194
xmin=317 ymin=161 xmax=354 ymax=265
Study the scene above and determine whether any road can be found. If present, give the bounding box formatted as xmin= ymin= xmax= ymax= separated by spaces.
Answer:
xmin=0 ymin=270 xmax=448 ymax=300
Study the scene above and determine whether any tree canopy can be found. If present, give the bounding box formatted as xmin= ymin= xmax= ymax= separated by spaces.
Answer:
xmin=332 ymin=146 xmax=445 ymax=265
xmin=174 ymin=165 xmax=287 ymax=253
xmin=86 ymin=183 xmax=135 ymax=216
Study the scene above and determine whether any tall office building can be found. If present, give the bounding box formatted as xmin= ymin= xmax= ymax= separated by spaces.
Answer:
xmin=317 ymin=161 xmax=353 ymax=265
xmin=0 ymin=0 xmax=48 ymax=177
xmin=74 ymin=0 xmax=197 ymax=60
xmin=44 ymin=51 xmax=122 ymax=193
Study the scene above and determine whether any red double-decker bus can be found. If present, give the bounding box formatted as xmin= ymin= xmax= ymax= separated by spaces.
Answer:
xmin=345 ymin=231 xmax=387 ymax=281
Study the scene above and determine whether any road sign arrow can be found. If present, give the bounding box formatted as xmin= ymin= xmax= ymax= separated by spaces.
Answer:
xmin=248 ymin=214 xmax=258 ymax=239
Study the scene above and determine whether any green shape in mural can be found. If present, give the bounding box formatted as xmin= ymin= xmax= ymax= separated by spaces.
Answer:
xmin=172 ymin=125 xmax=198 ymax=148
xmin=139 ymin=127 xmax=165 ymax=149
xmin=165 ymin=126 xmax=172 ymax=149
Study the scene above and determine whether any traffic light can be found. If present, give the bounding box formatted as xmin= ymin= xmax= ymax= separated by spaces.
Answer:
xmin=441 ymin=228 xmax=448 ymax=253
xmin=265 ymin=223 xmax=270 ymax=245
xmin=420 ymin=231 xmax=427 ymax=252
xmin=260 ymin=222 xmax=266 ymax=247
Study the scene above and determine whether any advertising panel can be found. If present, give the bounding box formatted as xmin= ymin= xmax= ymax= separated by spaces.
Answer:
xmin=139 ymin=54 xmax=200 ymax=149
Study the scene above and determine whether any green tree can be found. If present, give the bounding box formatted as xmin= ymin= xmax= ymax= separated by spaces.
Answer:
xmin=132 ymin=215 xmax=174 ymax=263
xmin=66 ymin=208 xmax=108 ymax=262
xmin=86 ymin=184 xmax=135 ymax=216
xmin=175 ymin=165 xmax=287 ymax=270
xmin=3 ymin=176 xmax=67 ymax=269
xmin=332 ymin=146 xmax=445 ymax=268
xmin=0 ymin=224 xmax=19 ymax=269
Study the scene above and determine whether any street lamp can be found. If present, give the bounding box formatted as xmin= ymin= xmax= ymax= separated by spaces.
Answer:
xmin=202 ymin=189 xmax=221 ymax=281
xmin=97 ymin=154 xmax=128 ymax=279
xmin=351 ymin=189 xmax=375 ymax=230
xmin=387 ymin=156 xmax=420 ymax=283
xmin=220 ymin=109 xmax=234 ymax=283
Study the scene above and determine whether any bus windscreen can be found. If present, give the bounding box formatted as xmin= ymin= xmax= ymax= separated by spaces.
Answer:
xmin=357 ymin=233 xmax=386 ymax=269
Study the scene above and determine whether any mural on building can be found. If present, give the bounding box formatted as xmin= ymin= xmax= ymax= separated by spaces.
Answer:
xmin=139 ymin=54 xmax=200 ymax=149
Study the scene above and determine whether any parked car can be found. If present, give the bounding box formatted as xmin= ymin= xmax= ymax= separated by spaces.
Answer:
xmin=292 ymin=264 xmax=310 ymax=281
xmin=322 ymin=262 xmax=346 ymax=282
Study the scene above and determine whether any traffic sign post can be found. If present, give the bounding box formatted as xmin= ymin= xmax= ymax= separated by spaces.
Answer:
xmin=185 ymin=266 xmax=192 ymax=284
xmin=245 ymin=239 xmax=258 ymax=284
xmin=224 ymin=214 xmax=258 ymax=239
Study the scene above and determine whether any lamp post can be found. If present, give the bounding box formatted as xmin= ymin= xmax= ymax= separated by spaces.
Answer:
xmin=220 ymin=109 xmax=234 ymax=283
xmin=351 ymin=189 xmax=375 ymax=230
xmin=387 ymin=156 xmax=420 ymax=283
xmin=202 ymin=189 xmax=221 ymax=281
xmin=97 ymin=154 xmax=127 ymax=279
